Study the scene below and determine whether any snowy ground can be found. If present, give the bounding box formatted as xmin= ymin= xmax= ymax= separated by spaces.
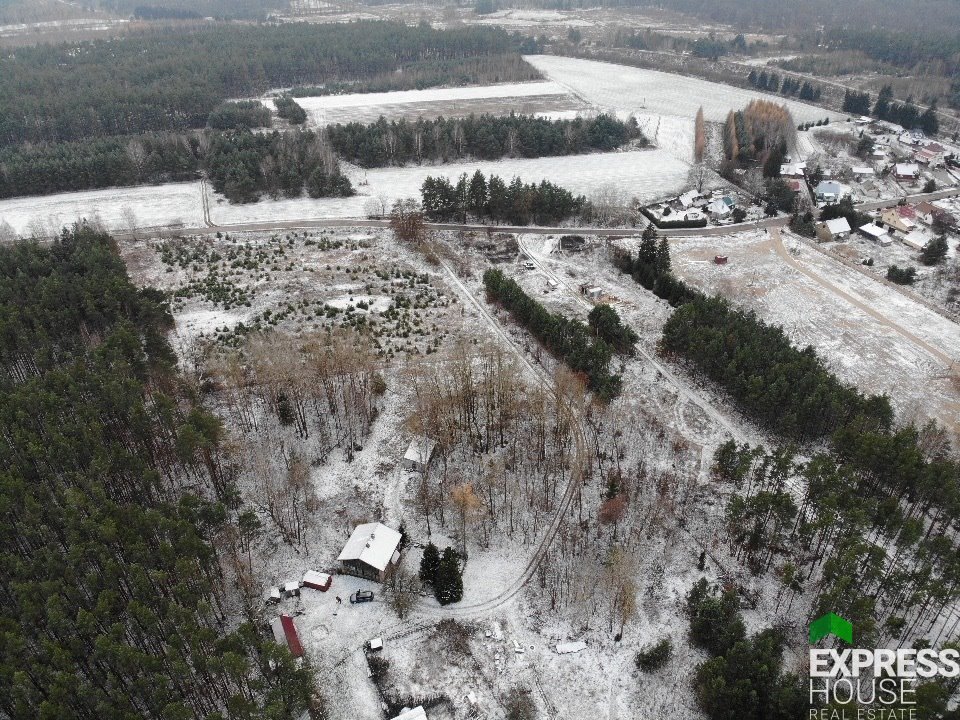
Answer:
xmin=0 ymin=181 xmax=205 ymax=237
xmin=207 ymin=149 xmax=699 ymax=225
xmin=525 ymin=54 xmax=844 ymax=125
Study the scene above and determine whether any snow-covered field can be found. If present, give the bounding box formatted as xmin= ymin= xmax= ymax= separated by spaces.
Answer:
xmin=207 ymin=150 xmax=698 ymax=225
xmin=525 ymin=55 xmax=844 ymax=125
xmin=0 ymin=181 xmax=205 ymax=237
xmin=285 ymin=81 xmax=587 ymax=127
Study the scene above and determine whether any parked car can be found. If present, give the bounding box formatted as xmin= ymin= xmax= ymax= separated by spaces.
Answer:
xmin=350 ymin=590 xmax=374 ymax=604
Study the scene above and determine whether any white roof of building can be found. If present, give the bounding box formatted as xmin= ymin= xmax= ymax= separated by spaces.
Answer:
xmin=825 ymin=218 xmax=851 ymax=235
xmin=859 ymin=223 xmax=888 ymax=239
xmin=895 ymin=163 xmax=919 ymax=175
xmin=556 ymin=641 xmax=588 ymax=654
xmin=707 ymin=199 xmax=731 ymax=215
xmin=678 ymin=189 xmax=700 ymax=207
xmin=284 ymin=581 xmax=300 ymax=592
xmin=302 ymin=570 xmax=330 ymax=586
xmin=392 ymin=707 xmax=427 ymax=720
xmin=337 ymin=522 xmax=402 ymax=572
xmin=851 ymin=166 xmax=874 ymax=175
xmin=404 ymin=436 xmax=436 ymax=466
xmin=902 ymin=230 xmax=930 ymax=249
xmin=780 ymin=162 xmax=806 ymax=176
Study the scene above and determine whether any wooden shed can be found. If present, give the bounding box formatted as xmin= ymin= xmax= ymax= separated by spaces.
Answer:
xmin=302 ymin=570 xmax=332 ymax=592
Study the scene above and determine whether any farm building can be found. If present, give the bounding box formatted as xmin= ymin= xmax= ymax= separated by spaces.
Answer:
xmin=894 ymin=163 xmax=920 ymax=181
xmin=302 ymin=570 xmax=332 ymax=591
xmin=403 ymin=436 xmax=436 ymax=473
xmin=819 ymin=217 xmax=851 ymax=241
xmin=858 ymin=223 xmax=892 ymax=246
xmin=337 ymin=522 xmax=402 ymax=582
xmin=880 ymin=207 xmax=917 ymax=235
xmin=271 ymin=615 xmax=304 ymax=658
xmin=851 ymin=166 xmax=874 ymax=177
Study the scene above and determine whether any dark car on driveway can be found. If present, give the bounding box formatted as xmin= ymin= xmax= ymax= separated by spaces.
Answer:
xmin=350 ymin=590 xmax=374 ymax=604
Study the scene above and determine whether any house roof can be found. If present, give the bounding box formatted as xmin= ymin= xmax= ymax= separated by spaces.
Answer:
xmin=897 ymin=205 xmax=917 ymax=219
xmin=780 ymin=162 xmax=806 ymax=176
xmin=678 ymin=190 xmax=700 ymax=207
xmin=895 ymin=163 xmax=919 ymax=176
xmin=825 ymin=217 xmax=851 ymax=235
xmin=858 ymin=223 xmax=888 ymax=239
xmin=915 ymin=201 xmax=940 ymax=215
xmin=851 ymin=166 xmax=874 ymax=175
xmin=271 ymin=615 xmax=304 ymax=657
xmin=302 ymin=570 xmax=331 ymax=587
xmin=404 ymin=436 xmax=436 ymax=467
xmin=902 ymin=229 xmax=931 ymax=249
xmin=338 ymin=522 xmax=402 ymax=572
xmin=707 ymin=199 xmax=731 ymax=215
xmin=815 ymin=180 xmax=846 ymax=196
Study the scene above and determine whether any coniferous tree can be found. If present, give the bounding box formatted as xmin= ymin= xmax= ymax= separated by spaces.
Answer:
xmin=419 ymin=541 xmax=441 ymax=587
xmin=435 ymin=546 xmax=464 ymax=605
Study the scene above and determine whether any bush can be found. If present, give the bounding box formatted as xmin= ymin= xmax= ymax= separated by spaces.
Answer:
xmin=635 ymin=638 xmax=673 ymax=672
xmin=886 ymin=265 xmax=917 ymax=284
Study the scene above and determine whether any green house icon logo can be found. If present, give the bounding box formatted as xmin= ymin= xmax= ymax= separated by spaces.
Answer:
xmin=809 ymin=613 xmax=853 ymax=644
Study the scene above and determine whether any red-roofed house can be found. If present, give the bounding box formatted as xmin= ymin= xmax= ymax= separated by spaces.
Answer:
xmin=271 ymin=615 xmax=305 ymax=658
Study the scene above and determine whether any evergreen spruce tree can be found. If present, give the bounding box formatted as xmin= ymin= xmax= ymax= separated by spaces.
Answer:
xmin=654 ymin=237 xmax=672 ymax=274
xmin=434 ymin=547 xmax=464 ymax=605
xmin=419 ymin=541 xmax=441 ymax=586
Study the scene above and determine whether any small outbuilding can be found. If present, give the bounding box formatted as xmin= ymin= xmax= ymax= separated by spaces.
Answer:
xmin=284 ymin=581 xmax=301 ymax=598
xmin=271 ymin=615 xmax=305 ymax=658
xmin=338 ymin=522 xmax=403 ymax=582
xmin=858 ymin=223 xmax=892 ymax=246
xmin=714 ymin=255 xmax=729 ymax=265
xmin=302 ymin=570 xmax=332 ymax=591
xmin=403 ymin=436 xmax=436 ymax=473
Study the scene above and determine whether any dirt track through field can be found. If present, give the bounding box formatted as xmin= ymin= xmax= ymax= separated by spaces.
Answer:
xmin=770 ymin=228 xmax=955 ymax=369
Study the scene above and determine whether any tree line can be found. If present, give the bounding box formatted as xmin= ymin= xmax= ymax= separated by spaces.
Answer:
xmin=0 ymin=226 xmax=320 ymax=719
xmin=0 ymin=21 xmax=535 ymax=147
xmin=483 ymin=268 xmax=623 ymax=399
xmin=327 ymin=113 xmax=645 ymax=168
xmin=205 ymin=130 xmax=353 ymax=204
xmin=421 ymin=170 xmax=586 ymax=226
xmin=612 ymin=225 xmax=703 ymax=307
xmin=841 ymin=86 xmax=938 ymax=134
xmin=0 ymin=129 xmax=353 ymax=203
xmin=747 ymin=69 xmax=822 ymax=102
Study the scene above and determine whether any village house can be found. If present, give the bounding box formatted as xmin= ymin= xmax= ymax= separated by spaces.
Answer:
xmin=403 ymin=436 xmax=436 ymax=473
xmin=894 ymin=163 xmax=920 ymax=182
xmin=902 ymin=229 xmax=932 ymax=250
xmin=880 ymin=206 xmax=917 ymax=235
xmin=815 ymin=181 xmax=851 ymax=204
xmin=337 ymin=522 xmax=402 ymax=582
xmin=817 ymin=217 xmax=851 ymax=242
xmin=915 ymin=143 xmax=946 ymax=168
xmin=914 ymin=201 xmax=941 ymax=225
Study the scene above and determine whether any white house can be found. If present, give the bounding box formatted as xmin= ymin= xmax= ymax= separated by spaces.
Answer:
xmin=706 ymin=198 xmax=731 ymax=218
xmin=894 ymin=163 xmax=920 ymax=181
xmin=823 ymin=217 xmax=851 ymax=240
xmin=902 ymin=230 xmax=931 ymax=250
xmin=677 ymin=189 xmax=701 ymax=208
xmin=337 ymin=522 xmax=402 ymax=582
xmin=403 ymin=436 xmax=436 ymax=473
xmin=815 ymin=181 xmax=851 ymax=203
